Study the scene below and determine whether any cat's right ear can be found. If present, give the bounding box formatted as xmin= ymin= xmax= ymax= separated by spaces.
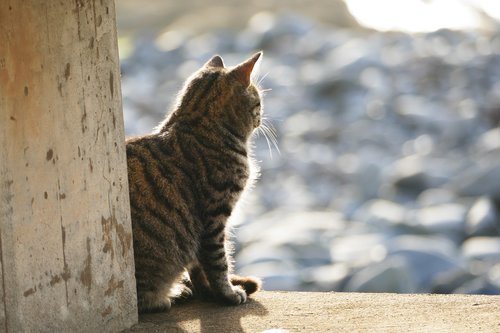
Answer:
xmin=204 ymin=55 xmax=225 ymax=68
xmin=230 ymin=52 xmax=262 ymax=87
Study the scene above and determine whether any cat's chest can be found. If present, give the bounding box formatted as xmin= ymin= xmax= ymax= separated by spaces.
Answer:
xmin=209 ymin=156 xmax=250 ymax=185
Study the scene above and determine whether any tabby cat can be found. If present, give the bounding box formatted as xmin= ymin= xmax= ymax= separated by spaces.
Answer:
xmin=126 ymin=52 xmax=264 ymax=313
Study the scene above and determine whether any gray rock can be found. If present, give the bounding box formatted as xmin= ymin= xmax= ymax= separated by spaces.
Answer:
xmin=385 ymin=235 xmax=464 ymax=291
xmin=395 ymin=95 xmax=435 ymax=122
xmin=282 ymin=110 xmax=337 ymax=140
xmin=417 ymin=188 xmax=456 ymax=207
xmin=453 ymin=277 xmax=500 ymax=295
xmin=235 ymin=243 xmax=295 ymax=269
xmin=466 ymin=197 xmax=500 ymax=237
xmin=237 ymin=210 xmax=346 ymax=246
xmin=462 ymin=237 xmax=500 ymax=262
xmin=386 ymin=234 xmax=459 ymax=257
xmin=356 ymin=161 xmax=382 ymax=201
xmin=353 ymin=199 xmax=406 ymax=226
xmin=236 ymin=210 xmax=343 ymax=271
xmin=488 ymin=263 xmax=500 ymax=285
xmin=330 ymin=233 xmax=388 ymax=266
xmin=301 ymin=264 xmax=351 ymax=291
xmin=476 ymin=126 xmax=500 ymax=153
xmin=407 ymin=203 xmax=466 ymax=240
xmin=312 ymin=77 xmax=366 ymax=108
xmin=431 ymin=269 xmax=477 ymax=294
xmin=344 ymin=255 xmax=417 ymax=293
xmin=451 ymin=160 xmax=500 ymax=199
xmin=389 ymin=155 xmax=449 ymax=195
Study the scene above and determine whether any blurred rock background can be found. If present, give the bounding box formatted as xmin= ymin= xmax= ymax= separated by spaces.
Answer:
xmin=117 ymin=0 xmax=500 ymax=294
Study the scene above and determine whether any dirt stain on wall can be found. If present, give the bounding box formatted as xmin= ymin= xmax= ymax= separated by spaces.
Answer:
xmin=104 ymin=274 xmax=124 ymax=297
xmin=101 ymin=215 xmax=132 ymax=261
xmin=80 ymin=237 xmax=92 ymax=292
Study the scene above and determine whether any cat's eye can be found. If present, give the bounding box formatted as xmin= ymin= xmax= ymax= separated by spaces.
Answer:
xmin=255 ymin=102 xmax=261 ymax=108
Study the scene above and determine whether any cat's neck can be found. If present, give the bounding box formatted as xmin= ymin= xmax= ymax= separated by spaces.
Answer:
xmin=156 ymin=108 xmax=254 ymax=147
xmin=156 ymin=117 xmax=251 ymax=156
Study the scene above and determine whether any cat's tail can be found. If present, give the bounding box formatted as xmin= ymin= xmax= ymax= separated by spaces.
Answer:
xmin=230 ymin=274 xmax=262 ymax=295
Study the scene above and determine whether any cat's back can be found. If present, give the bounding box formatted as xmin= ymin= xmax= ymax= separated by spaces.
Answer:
xmin=126 ymin=131 xmax=202 ymax=217
xmin=126 ymin=131 xmax=178 ymax=169
xmin=126 ymin=132 xmax=179 ymax=203
xmin=126 ymin=133 xmax=170 ymax=179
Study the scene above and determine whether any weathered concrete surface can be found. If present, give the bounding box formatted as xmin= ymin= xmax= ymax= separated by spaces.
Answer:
xmin=127 ymin=291 xmax=500 ymax=333
xmin=0 ymin=1 xmax=137 ymax=332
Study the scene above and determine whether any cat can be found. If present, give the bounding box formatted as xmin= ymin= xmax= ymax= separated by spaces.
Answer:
xmin=126 ymin=52 xmax=264 ymax=313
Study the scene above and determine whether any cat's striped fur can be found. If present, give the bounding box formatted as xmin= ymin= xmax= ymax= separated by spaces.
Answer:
xmin=126 ymin=53 xmax=263 ymax=313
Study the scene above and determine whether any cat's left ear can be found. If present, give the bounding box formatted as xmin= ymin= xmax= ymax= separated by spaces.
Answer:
xmin=231 ymin=52 xmax=262 ymax=86
xmin=204 ymin=55 xmax=225 ymax=68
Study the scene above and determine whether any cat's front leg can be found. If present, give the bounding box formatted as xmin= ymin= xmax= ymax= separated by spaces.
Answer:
xmin=188 ymin=263 xmax=216 ymax=300
xmin=198 ymin=224 xmax=247 ymax=305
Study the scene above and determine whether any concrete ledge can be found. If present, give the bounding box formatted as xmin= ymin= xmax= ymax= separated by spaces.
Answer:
xmin=125 ymin=291 xmax=500 ymax=332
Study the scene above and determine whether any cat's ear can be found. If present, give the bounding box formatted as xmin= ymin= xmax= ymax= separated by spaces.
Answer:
xmin=231 ymin=52 xmax=262 ymax=86
xmin=204 ymin=55 xmax=225 ymax=68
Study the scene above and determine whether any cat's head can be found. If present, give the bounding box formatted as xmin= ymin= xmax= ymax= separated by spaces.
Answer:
xmin=172 ymin=52 xmax=263 ymax=140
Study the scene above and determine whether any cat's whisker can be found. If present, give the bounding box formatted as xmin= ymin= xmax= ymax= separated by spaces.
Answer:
xmin=260 ymin=89 xmax=272 ymax=98
xmin=267 ymin=131 xmax=280 ymax=156
xmin=265 ymin=121 xmax=280 ymax=153
xmin=261 ymin=117 xmax=279 ymax=138
xmin=254 ymin=126 xmax=263 ymax=140
xmin=263 ymin=120 xmax=278 ymax=139
xmin=257 ymin=72 xmax=270 ymax=87
xmin=261 ymin=127 xmax=274 ymax=159
xmin=259 ymin=119 xmax=280 ymax=158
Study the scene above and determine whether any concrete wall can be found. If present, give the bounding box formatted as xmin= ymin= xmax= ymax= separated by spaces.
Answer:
xmin=0 ymin=1 xmax=137 ymax=331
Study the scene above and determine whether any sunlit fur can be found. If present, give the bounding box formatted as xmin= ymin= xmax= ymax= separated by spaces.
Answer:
xmin=126 ymin=53 xmax=264 ymax=313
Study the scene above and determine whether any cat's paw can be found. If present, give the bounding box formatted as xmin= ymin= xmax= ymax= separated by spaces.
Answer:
xmin=179 ymin=284 xmax=194 ymax=299
xmin=218 ymin=285 xmax=247 ymax=305
xmin=172 ymin=284 xmax=194 ymax=304
xmin=138 ymin=296 xmax=172 ymax=313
